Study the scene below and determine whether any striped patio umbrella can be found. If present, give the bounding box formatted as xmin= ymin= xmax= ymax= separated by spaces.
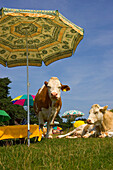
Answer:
xmin=11 ymin=94 xmax=35 ymax=106
xmin=62 ymin=110 xmax=84 ymax=119
xmin=0 ymin=7 xmax=84 ymax=67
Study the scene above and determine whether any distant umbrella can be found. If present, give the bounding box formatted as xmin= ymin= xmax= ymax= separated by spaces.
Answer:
xmin=53 ymin=126 xmax=62 ymax=130
xmin=0 ymin=110 xmax=11 ymax=122
xmin=11 ymin=94 xmax=35 ymax=106
xmin=62 ymin=110 xmax=84 ymax=119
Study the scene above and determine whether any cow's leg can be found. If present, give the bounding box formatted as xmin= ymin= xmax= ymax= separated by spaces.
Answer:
xmin=38 ymin=111 xmax=44 ymax=137
xmin=57 ymin=129 xmax=77 ymax=138
xmin=46 ymin=122 xmax=53 ymax=138
xmin=46 ymin=107 xmax=59 ymax=138
xmin=66 ymin=136 xmax=78 ymax=138
xmin=82 ymin=130 xmax=97 ymax=138
xmin=98 ymin=131 xmax=113 ymax=138
xmin=50 ymin=106 xmax=60 ymax=125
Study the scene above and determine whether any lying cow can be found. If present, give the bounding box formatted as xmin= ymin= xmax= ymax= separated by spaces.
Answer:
xmin=85 ymin=104 xmax=113 ymax=138
xmin=57 ymin=124 xmax=99 ymax=138
xmin=34 ymin=77 xmax=70 ymax=138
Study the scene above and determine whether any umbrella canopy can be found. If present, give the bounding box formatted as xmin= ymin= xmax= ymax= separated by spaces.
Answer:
xmin=53 ymin=126 xmax=62 ymax=130
xmin=0 ymin=7 xmax=84 ymax=146
xmin=62 ymin=110 xmax=84 ymax=119
xmin=0 ymin=110 xmax=11 ymax=122
xmin=0 ymin=7 xmax=84 ymax=67
xmin=11 ymin=94 xmax=35 ymax=106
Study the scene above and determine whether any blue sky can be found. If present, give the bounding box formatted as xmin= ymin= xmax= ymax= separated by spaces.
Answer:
xmin=0 ymin=0 xmax=113 ymax=120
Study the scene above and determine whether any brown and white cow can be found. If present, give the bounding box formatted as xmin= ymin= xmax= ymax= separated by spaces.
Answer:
xmin=85 ymin=104 xmax=113 ymax=138
xmin=34 ymin=77 xmax=70 ymax=138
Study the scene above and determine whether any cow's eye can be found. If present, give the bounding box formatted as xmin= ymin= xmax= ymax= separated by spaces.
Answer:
xmin=58 ymin=86 xmax=61 ymax=89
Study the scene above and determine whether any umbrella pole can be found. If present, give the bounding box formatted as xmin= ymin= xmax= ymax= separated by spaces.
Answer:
xmin=25 ymin=29 xmax=30 ymax=147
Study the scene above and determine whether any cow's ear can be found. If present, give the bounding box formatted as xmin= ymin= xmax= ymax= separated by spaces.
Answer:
xmin=44 ymin=81 xmax=48 ymax=86
xmin=61 ymin=85 xmax=70 ymax=92
xmin=100 ymin=105 xmax=108 ymax=113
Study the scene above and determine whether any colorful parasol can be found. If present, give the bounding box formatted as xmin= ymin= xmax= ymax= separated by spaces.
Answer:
xmin=62 ymin=110 xmax=84 ymax=119
xmin=11 ymin=94 xmax=35 ymax=106
xmin=53 ymin=126 xmax=62 ymax=130
xmin=0 ymin=110 xmax=11 ymax=122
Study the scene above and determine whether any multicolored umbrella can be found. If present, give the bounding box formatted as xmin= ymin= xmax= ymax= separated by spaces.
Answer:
xmin=0 ymin=110 xmax=11 ymax=122
xmin=11 ymin=94 xmax=35 ymax=106
xmin=62 ymin=110 xmax=84 ymax=119
xmin=0 ymin=7 xmax=84 ymax=146
xmin=53 ymin=126 xmax=62 ymax=130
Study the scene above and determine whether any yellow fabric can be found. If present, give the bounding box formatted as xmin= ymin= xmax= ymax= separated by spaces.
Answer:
xmin=0 ymin=125 xmax=42 ymax=141
xmin=11 ymin=95 xmax=23 ymax=101
xmin=74 ymin=120 xmax=85 ymax=128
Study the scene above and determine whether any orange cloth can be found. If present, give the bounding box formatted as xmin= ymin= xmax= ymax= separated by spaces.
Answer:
xmin=0 ymin=125 xmax=42 ymax=141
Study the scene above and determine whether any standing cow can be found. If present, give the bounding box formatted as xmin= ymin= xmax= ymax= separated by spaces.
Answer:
xmin=86 ymin=104 xmax=113 ymax=138
xmin=34 ymin=77 xmax=70 ymax=138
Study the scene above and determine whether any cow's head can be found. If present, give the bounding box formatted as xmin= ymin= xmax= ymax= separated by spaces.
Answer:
xmin=44 ymin=77 xmax=70 ymax=100
xmin=87 ymin=104 xmax=108 ymax=125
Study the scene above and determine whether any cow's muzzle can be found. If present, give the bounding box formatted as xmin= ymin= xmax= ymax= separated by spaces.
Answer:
xmin=87 ymin=119 xmax=93 ymax=124
xmin=51 ymin=92 xmax=58 ymax=99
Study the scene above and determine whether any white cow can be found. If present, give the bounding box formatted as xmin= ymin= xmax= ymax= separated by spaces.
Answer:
xmin=86 ymin=104 xmax=113 ymax=138
xmin=34 ymin=77 xmax=70 ymax=138
xmin=57 ymin=124 xmax=96 ymax=138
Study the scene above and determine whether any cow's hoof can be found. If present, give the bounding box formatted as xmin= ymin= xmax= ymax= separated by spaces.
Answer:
xmin=48 ymin=135 xmax=53 ymax=139
xmin=66 ymin=136 xmax=69 ymax=138
xmin=56 ymin=136 xmax=62 ymax=138
xmin=77 ymin=135 xmax=82 ymax=138
xmin=99 ymin=135 xmax=104 ymax=138
xmin=82 ymin=135 xmax=88 ymax=138
xmin=56 ymin=136 xmax=60 ymax=138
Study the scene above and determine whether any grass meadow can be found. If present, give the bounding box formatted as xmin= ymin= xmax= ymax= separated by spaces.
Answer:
xmin=0 ymin=138 xmax=113 ymax=170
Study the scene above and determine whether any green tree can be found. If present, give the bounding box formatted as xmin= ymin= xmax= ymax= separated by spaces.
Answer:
xmin=0 ymin=77 xmax=27 ymax=125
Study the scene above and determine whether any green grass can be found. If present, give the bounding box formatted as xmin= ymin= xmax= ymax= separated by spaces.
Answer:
xmin=0 ymin=138 xmax=113 ymax=170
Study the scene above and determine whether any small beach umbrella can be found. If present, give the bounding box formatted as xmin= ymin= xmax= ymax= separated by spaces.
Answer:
xmin=53 ymin=126 xmax=62 ymax=130
xmin=62 ymin=110 xmax=84 ymax=119
xmin=0 ymin=7 xmax=84 ymax=146
xmin=0 ymin=110 xmax=11 ymax=122
xmin=11 ymin=94 xmax=35 ymax=106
